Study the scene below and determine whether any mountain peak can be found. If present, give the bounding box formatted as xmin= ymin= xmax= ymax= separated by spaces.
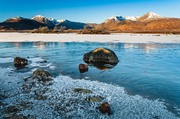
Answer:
xmin=5 ymin=17 xmax=26 ymax=22
xmin=32 ymin=15 xmax=46 ymax=19
xmin=105 ymin=16 xmax=126 ymax=23
xmin=137 ymin=12 xmax=162 ymax=21
xmin=146 ymin=12 xmax=161 ymax=17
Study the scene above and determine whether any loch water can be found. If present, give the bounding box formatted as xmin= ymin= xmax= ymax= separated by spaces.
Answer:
xmin=0 ymin=42 xmax=180 ymax=118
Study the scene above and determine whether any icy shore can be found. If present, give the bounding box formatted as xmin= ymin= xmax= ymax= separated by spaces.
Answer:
xmin=0 ymin=33 xmax=180 ymax=43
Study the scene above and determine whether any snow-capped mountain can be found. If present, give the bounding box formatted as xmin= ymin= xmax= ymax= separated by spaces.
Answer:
xmin=105 ymin=16 xmax=126 ymax=23
xmin=125 ymin=16 xmax=138 ymax=21
xmin=5 ymin=17 xmax=28 ymax=22
xmin=137 ymin=12 xmax=163 ymax=21
xmin=105 ymin=15 xmax=138 ymax=23
xmin=104 ymin=12 xmax=163 ymax=23
xmin=32 ymin=15 xmax=71 ymax=26
xmin=1 ymin=12 xmax=178 ymax=32
xmin=0 ymin=16 xmax=46 ymax=30
xmin=57 ymin=19 xmax=66 ymax=23
xmin=32 ymin=15 xmax=55 ymax=27
xmin=48 ymin=18 xmax=59 ymax=25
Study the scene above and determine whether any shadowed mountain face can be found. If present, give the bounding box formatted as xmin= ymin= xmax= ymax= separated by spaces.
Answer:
xmin=56 ymin=20 xmax=86 ymax=30
xmin=0 ymin=17 xmax=86 ymax=30
xmin=0 ymin=17 xmax=47 ymax=30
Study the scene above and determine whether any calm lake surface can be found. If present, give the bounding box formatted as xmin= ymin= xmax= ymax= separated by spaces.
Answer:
xmin=0 ymin=42 xmax=180 ymax=118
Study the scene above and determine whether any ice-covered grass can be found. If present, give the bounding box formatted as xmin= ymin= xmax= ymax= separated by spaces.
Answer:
xmin=0 ymin=33 xmax=180 ymax=43
xmin=0 ymin=67 xmax=179 ymax=119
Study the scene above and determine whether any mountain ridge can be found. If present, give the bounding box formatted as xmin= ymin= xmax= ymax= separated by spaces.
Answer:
xmin=0 ymin=12 xmax=180 ymax=34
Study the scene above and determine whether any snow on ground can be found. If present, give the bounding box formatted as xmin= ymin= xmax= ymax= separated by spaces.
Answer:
xmin=0 ymin=33 xmax=180 ymax=43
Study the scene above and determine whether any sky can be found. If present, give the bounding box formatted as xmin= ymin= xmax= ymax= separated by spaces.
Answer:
xmin=0 ymin=0 xmax=180 ymax=23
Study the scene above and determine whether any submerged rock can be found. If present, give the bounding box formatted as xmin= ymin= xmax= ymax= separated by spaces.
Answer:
xmin=83 ymin=47 xmax=119 ymax=64
xmin=79 ymin=64 xmax=88 ymax=73
xmin=34 ymin=94 xmax=47 ymax=100
xmin=86 ymin=96 xmax=104 ymax=102
xmin=4 ymin=114 xmax=28 ymax=119
xmin=33 ymin=69 xmax=52 ymax=82
xmin=14 ymin=57 xmax=28 ymax=69
xmin=99 ymin=102 xmax=111 ymax=115
xmin=73 ymin=88 xmax=93 ymax=94
xmin=7 ymin=106 xmax=19 ymax=113
xmin=0 ymin=93 xmax=7 ymax=100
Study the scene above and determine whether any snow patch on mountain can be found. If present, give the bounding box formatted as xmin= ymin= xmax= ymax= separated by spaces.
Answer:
xmin=32 ymin=15 xmax=46 ymax=19
xmin=137 ymin=12 xmax=163 ymax=21
xmin=125 ymin=16 xmax=139 ymax=21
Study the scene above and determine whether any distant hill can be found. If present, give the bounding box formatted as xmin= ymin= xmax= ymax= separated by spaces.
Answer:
xmin=56 ymin=20 xmax=86 ymax=30
xmin=0 ymin=16 xmax=87 ymax=30
xmin=0 ymin=17 xmax=46 ymax=30
xmin=95 ymin=12 xmax=180 ymax=33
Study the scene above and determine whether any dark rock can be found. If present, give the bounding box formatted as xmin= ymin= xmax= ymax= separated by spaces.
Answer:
xmin=0 ymin=102 xmax=6 ymax=106
xmin=7 ymin=106 xmax=19 ymax=113
xmin=73 ymin=88 xmax=93 ymax=94
xmin=19 ymin=102 xmax=33 ymax=110
xmin=99 ymin=102 xmax=111 ymax=115
xmin=83 ymin=48 xmax=119 ymax=70
xmin=4 ymin=114 xmax=27 ymax=119
xmin=14 ymin=57 xmax=28 ymax=69
xmin=0 ymin=93 xmax=7 ymax=100
xmin=34 ymin=94 xmax=47 ymax=100
xmin=33 ymin=69 xmax=52 ymax=82
xmin=86 ymin=96 xmax=104 ymax=102
xmin=83 ymin=48 xmax=119 ymax=64
xmin=79 ymin=64 xmax=88 ymax=73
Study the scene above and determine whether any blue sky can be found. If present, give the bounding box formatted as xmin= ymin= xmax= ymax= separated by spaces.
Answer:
xmin=0 ymin=0 xmax=180 ymax=23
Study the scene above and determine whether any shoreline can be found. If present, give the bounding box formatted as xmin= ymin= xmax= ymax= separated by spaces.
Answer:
xmin=0 ymin=32 xmax=180 ymax=43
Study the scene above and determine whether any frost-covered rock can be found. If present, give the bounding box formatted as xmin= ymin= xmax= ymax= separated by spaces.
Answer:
xmin=33 ymin=69 xmax=52 ymax=82
xmin=73 ymin=88 xmax=93 ymax=94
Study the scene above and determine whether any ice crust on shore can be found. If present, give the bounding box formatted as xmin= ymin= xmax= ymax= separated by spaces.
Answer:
xmin=0 ymin=33 xmax=180 ymax=43
xmin=0 ymin=67 xmax=179 ymax=119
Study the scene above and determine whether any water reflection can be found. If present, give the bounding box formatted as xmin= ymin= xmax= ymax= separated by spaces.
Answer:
xmin=124 ymin=43 xmax=160 ymax=53
xmin=88 ymin=62 xmax=118 ymax=70
xmin=7 ymin=42 xmax=178 ymax=54
xmin=12 ymin=42 xmax=22 ymax=48
xmin=9 ymin=42 xmax=67 ymax=50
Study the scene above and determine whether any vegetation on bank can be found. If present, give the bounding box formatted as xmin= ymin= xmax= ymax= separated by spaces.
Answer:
xmin=29 ymin=26 xmax=110 ymax=34
xmin=0 ymin=25 xmax=180 ymax=34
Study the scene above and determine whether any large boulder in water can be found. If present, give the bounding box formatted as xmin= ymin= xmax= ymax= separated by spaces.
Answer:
xmin=83 ymin=48 xmax=119 ymax=69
